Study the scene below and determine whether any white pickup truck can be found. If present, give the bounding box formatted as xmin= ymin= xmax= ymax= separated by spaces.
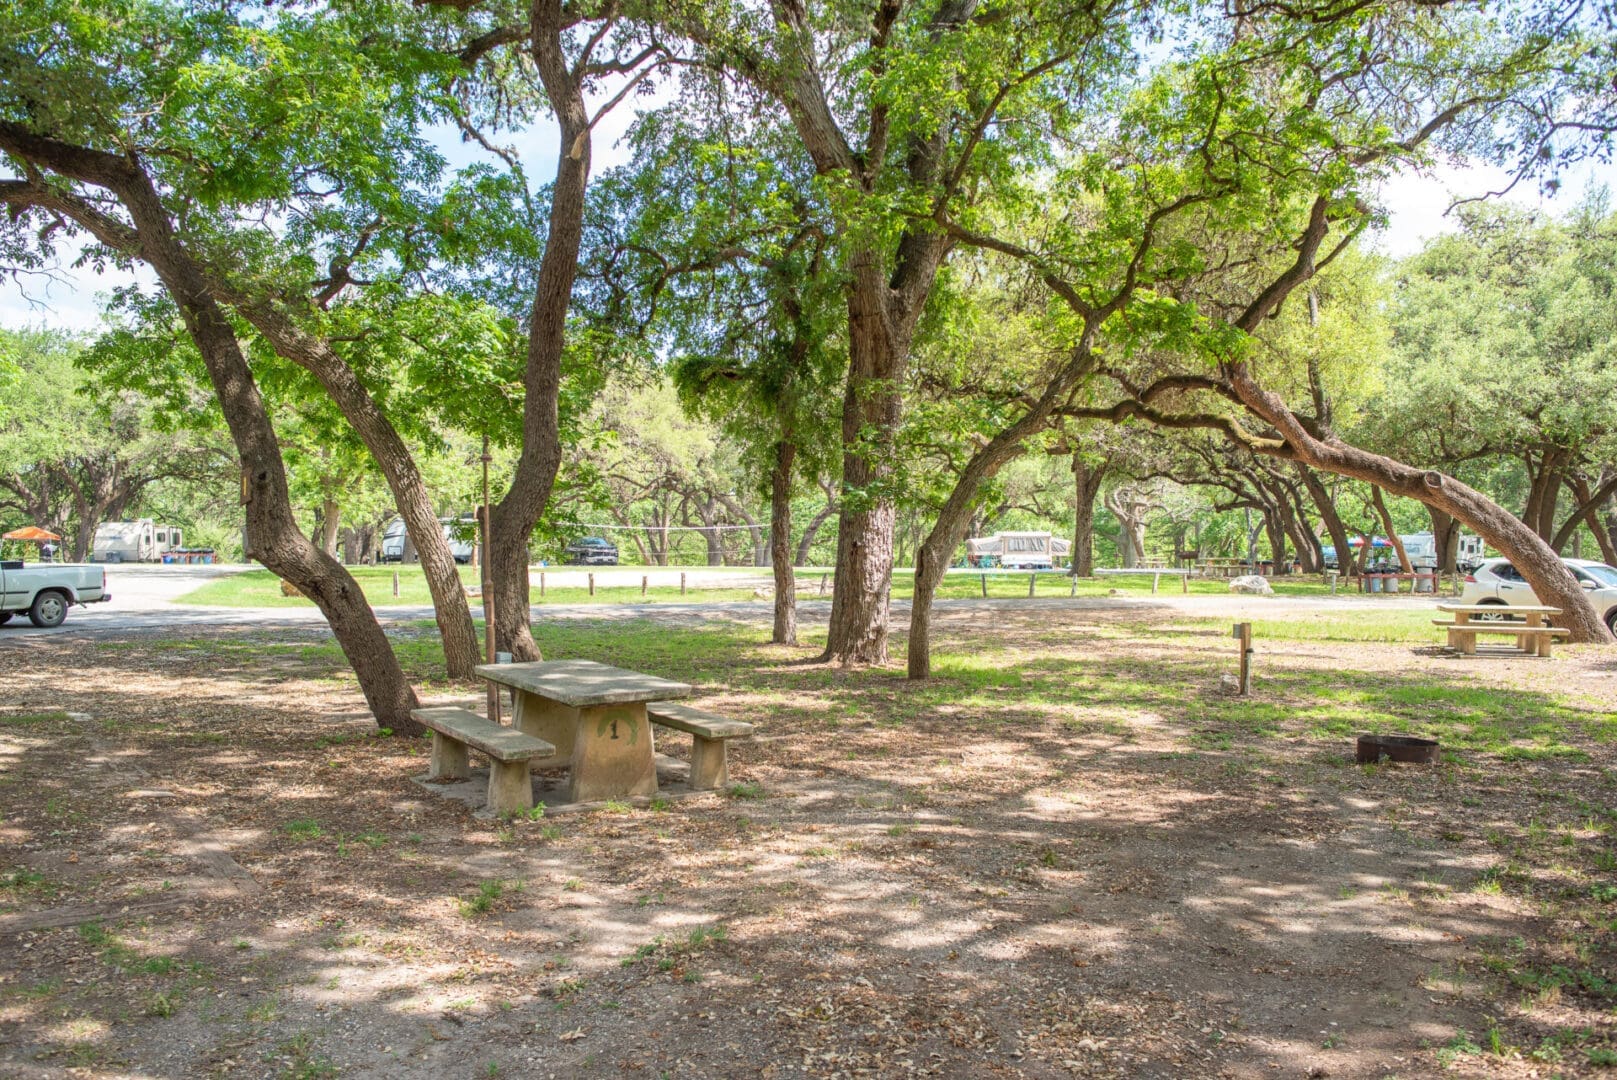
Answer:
xmin=0 ymin=560 xmax=110 ymax=627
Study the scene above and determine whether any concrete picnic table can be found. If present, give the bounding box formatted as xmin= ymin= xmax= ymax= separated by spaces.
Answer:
xmin=1434 ymin=603 xmax=1563 ymax=657
xmin=476 ymin=659 xmax=691 ymax=803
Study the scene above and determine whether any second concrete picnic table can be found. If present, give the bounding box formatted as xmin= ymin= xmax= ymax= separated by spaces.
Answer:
xmin=476 ymin=659 xmax=691 ymax=804
xmin=1434 ymin=603 xmax=1564 ymax=657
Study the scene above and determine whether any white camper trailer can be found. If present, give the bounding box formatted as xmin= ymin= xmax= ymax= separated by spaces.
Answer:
xmin=91 ymin=520 xmax=183 ymax=563
xmin=1395 ymin=532 xmax=1486 ymax=573
xmin=964 ymin=531 xmax=1070 ymax=570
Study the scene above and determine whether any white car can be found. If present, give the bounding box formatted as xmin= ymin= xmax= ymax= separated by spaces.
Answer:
xmin=1459 ymin=557 xmax=1617 ymax=634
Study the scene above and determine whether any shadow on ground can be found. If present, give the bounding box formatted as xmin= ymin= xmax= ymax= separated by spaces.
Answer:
xmin=1 ymin=612 xmax=1613 ymax=1079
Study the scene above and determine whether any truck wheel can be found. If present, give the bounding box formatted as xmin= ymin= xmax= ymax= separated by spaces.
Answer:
xmin=28 ymin=591 xmax=68 ymax=628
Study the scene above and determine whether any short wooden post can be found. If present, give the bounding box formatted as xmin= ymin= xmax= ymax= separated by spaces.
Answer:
xmin=588 ymin=572 xmax=595 ymax=596
xmin=1180 ymin=572 xmax=1188 ymax=594
xmin=1151 ymin=572 xmax=1160 ymax=595
xmin=1028 ymin=573 xmax=1036 ymax=598
xmin=819 ymin=573 xmax=828 ymax=596
xmin=392 ymin=570 xmax=400 ymax=598
xmin=539 ymin=571 xmax=545 ymax=597
xmin=1233 ymin=622 xmax=1253 ymax=696
xmin=681 ymin=572 xmax=687 ymax=595
xmin=1070 ymin=574 xmax=1077 ymax=596
xmin=641 ymin=574 xmax=648 ymax=597
xmin=980 ymin=573 xmax=987 ymax=598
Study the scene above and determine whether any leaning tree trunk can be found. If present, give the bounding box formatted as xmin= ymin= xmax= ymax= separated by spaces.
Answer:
xmin=232 ymin=303 xmax=481 ymax=679
xmin=7 ymin=133 xmax=428 ymax=731
xmin=137 ymin=213 xmax=421 ymax=731
xmin=908 ymin=348 xmax=1098 ymax=678
xmin=1297 ymin=463 xmax=1355 ymax=575
xmin=1553 ymin=471 xmax=1617 ymax=566
xmin=1261 ymin=508 xmax=1287 ymax=572
xmin=795 ymin=486 xmax=836 ymax=567
xmin=910 ymin=440 xmax=1029 ymax=678
xmin=769 ymin=439 xmax=798 ymax=645
xmin=1370 ymin=486 xmax=1413 ymax=574
xmin=1072 ymin=454 xmax=1106 ymax=577
xmin=1231 ymin=368 xmax=1612 ymax=642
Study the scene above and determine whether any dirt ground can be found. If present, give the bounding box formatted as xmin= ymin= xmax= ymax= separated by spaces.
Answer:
xmin=1 ymin=601 xmax=1614 ymax=1079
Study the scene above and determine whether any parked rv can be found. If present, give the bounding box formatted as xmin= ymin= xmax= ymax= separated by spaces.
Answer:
xmin=91 ymin=520 xmax=183 ymax=563
xmin=1321 ymin=532 xmax=1484 ymax=573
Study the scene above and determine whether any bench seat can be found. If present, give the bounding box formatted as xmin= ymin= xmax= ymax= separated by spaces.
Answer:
xmin=647 ymin=702 xmax=754 ymax=791
xmin=1434 ymin=623 xmax=1569 ymax=658
xmin=413 ymin=706 xmax=554 ymax=815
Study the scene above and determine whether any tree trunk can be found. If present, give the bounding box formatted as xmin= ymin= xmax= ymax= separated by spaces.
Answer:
xmin=1297 ymin=463 xmax=1354 ymax=574
xmin=1522 ymin=450 xmax=1566 ymax=543
xmin=795 ymin=482 xmax=835 ymax=566
xmin=0 ymin=129 xmax=427 ymax=730
xmin=907 ymin=349 xmax=1098 ymax=678
xmin=71 ymin=515 xmax=93 ymax=562
xmin=1262 ymin=509 xmax=1287 ymax=572
xmin=1230 ymin=368 xmax=1612 ymax=642
xmin=770 ymin=440 xmax=797 ymax=645
xmin=233 ymin=304 xmax=480 ymax=679
xmin=1429 ymin=505 xmax=1460 ymax=574
xmin=1370 ymin=486 xmax=1413 ymax=574
xmin=135 ymin=205 xmax=421 ymax=731
xmin=485 ymin=11 xmax=593 ymax=662
xmin=822 ymin=260 xmax=905 ymax=664
xmin=1072 ymin=454 xmax=1106 ymax=577
xmin=319 ymin=497 xmax=341 ymax=560
xmin=1106 ymin=489 xmax=1148 ymax=568
xmin=1553 ymin=471 xmax=1617 ymax=564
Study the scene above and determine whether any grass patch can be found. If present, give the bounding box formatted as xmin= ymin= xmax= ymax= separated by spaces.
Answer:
xmin=176 ymin=565 xmax=1344 ymax=609
xmin=459 ymin=879 xmax=520 ymax=918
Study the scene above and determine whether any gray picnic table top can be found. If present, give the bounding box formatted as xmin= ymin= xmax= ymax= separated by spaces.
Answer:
xmin=475 ymin=659 xmax=692 ymax=708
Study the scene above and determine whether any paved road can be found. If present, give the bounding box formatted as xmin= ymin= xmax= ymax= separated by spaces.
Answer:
xmin=0 ymin=562 xmax=1443 ymax=642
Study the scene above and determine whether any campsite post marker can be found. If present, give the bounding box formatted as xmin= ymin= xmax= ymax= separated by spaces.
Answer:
xmin=1233 ymin=622 xmax=1253 ymax=696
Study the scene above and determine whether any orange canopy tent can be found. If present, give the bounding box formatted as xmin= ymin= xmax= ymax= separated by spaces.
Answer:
xmin=2 ymin=526 xmax=61 ymax=543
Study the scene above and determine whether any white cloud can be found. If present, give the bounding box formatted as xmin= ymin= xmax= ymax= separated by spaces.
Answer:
xmin=1367 ymin=159 xmax=1615 ymax=258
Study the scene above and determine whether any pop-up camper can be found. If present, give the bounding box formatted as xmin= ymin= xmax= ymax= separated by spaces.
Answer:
xmin=964 ymin=531 xmax=1071 ymax=569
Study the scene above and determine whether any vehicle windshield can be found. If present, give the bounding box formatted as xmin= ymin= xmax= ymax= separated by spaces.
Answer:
xmin=1578 ymin=564 xmax=1617 ymax=587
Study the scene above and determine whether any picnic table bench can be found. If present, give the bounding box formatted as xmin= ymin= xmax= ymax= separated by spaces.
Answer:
xmin=412 ymin=706 xmax=556 ymax=816
xmin=1092 ymin=567 xmax=1192 ymax=594
xmin=1433 ymin=604 xmax=1567 ymax=657
xmin=645 ymin=701 xmax=755 ymax=790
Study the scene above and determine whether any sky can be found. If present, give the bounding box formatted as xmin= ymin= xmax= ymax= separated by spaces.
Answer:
xmin=1 ymin=113 xmax=1610 ymax=334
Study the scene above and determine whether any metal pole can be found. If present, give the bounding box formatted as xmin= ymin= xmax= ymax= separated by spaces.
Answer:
xmin=481 ymin=435 xmax=498 ymax=724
